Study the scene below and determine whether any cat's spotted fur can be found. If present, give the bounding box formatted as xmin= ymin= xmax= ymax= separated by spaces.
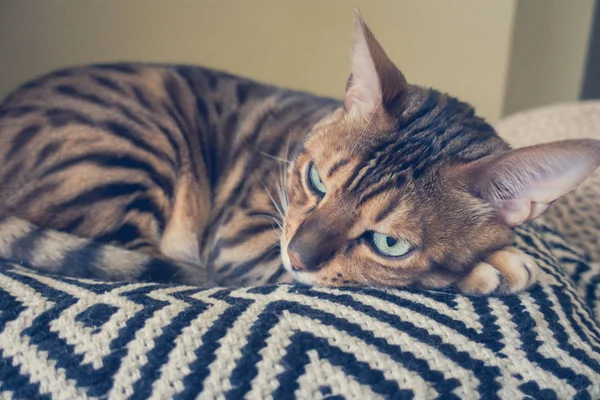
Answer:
xmin=0 ymin=11 xmax=598 ymax=295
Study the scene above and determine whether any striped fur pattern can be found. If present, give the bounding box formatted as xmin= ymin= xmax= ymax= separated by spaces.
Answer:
xmin=0 ymin=62 xmax=336 ymax=287
xmin=0 ymin=12 xmax=599 ymax=295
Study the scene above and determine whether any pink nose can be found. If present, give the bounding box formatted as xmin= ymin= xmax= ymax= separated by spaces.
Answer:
xmin=288 ymin=249 xmax=309 ymax=272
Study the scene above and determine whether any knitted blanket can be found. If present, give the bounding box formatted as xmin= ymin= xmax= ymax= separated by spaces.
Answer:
xmin=0 ymin=218 xmax=599 ymax=399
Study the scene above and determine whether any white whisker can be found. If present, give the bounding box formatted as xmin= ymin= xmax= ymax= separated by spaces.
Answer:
xmin=260 ymin=151 xmax=292 ymax=164
xmin=414 ymin=287 xmax=458 ymax=297
xmin=258 ymin=176 xmax=285 ymax=221
xmin=255 ymin=136 xmax=293 ymax=237
xmin=279 ymin=135 xmax=293 ymax=212
xmin=271 ymin=171 xmax=288 ymax=214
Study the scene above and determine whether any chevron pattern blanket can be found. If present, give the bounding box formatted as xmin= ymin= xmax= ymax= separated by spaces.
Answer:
xmin=0 ymin=219 xmax=599 ymax=399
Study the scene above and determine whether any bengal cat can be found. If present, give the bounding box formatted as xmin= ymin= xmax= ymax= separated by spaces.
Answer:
xmin=0 ymin=11 xmax=598 ymax=295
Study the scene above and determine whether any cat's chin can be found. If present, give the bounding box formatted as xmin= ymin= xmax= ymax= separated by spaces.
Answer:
xmin=288 ymin=271 xmax=320 ymax=286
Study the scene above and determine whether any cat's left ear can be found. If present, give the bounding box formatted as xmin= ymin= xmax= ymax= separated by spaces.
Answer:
xmin=345 ymin=9 xmax=408 ymax=120
xmin=464 ymin=139 xmax=600 ymax=226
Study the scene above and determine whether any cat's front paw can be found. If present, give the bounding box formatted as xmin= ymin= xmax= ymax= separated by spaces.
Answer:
xmin=457 ymin=247 xmax=539 ymax=296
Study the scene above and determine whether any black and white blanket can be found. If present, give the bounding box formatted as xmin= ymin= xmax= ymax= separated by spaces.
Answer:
xmin=0 ymin=219 xmax=599 ymax=399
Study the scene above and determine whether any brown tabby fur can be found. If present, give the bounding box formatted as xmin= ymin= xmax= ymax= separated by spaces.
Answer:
xmin=0 ymin=11 xmax=598 ymax=295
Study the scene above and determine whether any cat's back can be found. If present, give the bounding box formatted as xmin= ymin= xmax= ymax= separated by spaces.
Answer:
xmin=0 ymin=62 xmax=225 ymax=167
xmin=0 ymin=63 xmax=280 ymax=238
xmin=0 ymin=62 xmax=274 ymax=141
xmin=1 ymin=63 xmax=203 ymax=127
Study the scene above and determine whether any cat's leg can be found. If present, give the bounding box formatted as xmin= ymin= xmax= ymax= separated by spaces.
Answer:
xmin=158 ymin=175 xmax=207 ymax=266
xmin=457 ymin=247 xmax=540 ymax=295
xmin=131 ymin=175 xmax=213 ymax=285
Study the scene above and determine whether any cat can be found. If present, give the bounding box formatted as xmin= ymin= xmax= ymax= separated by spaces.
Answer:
xmin=0 ymin=10 xmax=598 ymax=295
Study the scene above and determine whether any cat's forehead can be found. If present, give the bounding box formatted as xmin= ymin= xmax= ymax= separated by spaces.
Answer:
xmin=307 ymin=87 xmax=505 ymax=184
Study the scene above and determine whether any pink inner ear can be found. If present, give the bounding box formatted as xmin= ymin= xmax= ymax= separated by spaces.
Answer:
xmin=344 ymin=13 xmax=382 ymax=119
xmin=518 ymin=161 xmax=592 ymax=203
xmin=474 ymin=139 xmax=600 ymax=226
xmin=344 ymin=9 xmax=407 ymax=120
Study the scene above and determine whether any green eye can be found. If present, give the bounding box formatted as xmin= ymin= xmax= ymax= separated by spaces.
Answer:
xmin=371 ymin=232 xmax=412 ymax=257
xmin=308 ymin=163 xmax=326 ymax=195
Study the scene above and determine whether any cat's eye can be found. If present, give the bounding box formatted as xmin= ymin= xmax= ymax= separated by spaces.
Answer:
xmin=371 ymin=232 xmax=412 ymax=257
xmin=308 ymin=163 xmax=326 ymax=196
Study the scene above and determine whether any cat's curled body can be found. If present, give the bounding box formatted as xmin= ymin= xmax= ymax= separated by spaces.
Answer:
xmin=0 ymin=12 xmax=599 ymax=295
xmin=0 ymin=63 xmax=335 ymax=287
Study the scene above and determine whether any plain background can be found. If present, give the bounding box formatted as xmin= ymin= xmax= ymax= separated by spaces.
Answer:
xmin=0 ymin=0 xmax=595 ymax=123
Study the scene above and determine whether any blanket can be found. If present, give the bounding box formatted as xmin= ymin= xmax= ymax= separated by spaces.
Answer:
xmin=0 ymin=218 xmax=598 ymax=399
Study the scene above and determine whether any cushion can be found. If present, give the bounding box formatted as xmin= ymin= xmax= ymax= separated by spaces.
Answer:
xmin=0 ymin=219 xmax=599 ymax=399
xmin=496 ymin=101 xmax=600 ymax=263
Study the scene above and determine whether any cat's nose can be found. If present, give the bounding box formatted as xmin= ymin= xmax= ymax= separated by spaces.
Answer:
xmin=287 ymin=221 xmax=339 ymax=272
xmin=287 ymin=246 xmax=326 ymax=272
xmin=287 ymin=249 xmax=310 ymax=272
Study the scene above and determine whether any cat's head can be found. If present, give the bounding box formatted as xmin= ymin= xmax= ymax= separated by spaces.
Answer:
xmin=280 ymin=10 xmax=600 ymax=289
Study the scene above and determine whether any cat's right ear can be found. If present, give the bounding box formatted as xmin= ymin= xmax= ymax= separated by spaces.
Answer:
xmin=462 ymin=139 xmax=600 ymax=226
xmin=345 ymin=9 xmax=407 ymax=121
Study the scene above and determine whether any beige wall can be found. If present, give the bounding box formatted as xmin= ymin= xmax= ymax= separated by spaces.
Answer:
xmin=503 ymin=0 xmax=595 ymax=117
xmin=0 ymin=0 xmax=517 ymax=122
xmin=0 ymin=1 xmax=595 ymax=123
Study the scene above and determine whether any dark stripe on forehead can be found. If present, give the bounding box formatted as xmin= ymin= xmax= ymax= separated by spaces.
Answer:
xmin=375 ymin=196 xmax=403 ymax=223
xmin=349 ymin=96 xmax=482 ymax=193
xmin=339 ymin=88 xmax=499 ymax=213
xmin=327 ymin=158 xmax=351 ymax=178
xmin=358 ymin=175 xmax=406 ymax=206
xmin=397 ymin=90 xmax=441 ymax=130
xmin=342 ymin=138 xmax=396 ymax=192
xmin=441 ymin=130 xmax=498 ymax=161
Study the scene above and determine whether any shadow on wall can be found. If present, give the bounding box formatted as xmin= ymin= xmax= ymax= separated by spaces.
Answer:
xmin=582 ymin=0 xmax=600 ymax=100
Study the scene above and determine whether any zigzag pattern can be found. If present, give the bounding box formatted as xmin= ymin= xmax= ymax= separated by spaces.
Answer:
xmin=0 ymin=220 xmax=599 ymax=399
